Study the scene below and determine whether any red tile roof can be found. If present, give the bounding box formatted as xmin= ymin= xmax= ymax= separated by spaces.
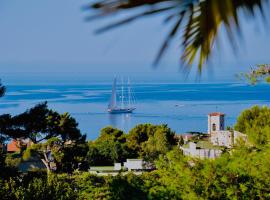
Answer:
xmin=208 ymin=112 xmax=225 ymax=116
xmin=7 ymin=139 xmax=20 ymax=152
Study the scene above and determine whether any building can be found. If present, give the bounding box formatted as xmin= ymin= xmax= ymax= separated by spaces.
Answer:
xmin=180 ymin=112 xmax=247 ymax=158
xmin=7 ymin=138 xmax=32 ymax=153
xmin=210 ymin=130 xmax=247 ymax=147
xmin=180 ymin=142 xmax=222 ymax=159
xmin=7 ymin=139 xmax=21 ymax=153
xmin=208 ymin=112 xmax=225 ymax=134
xmin=89 ymin=159 xmax=152 ymax=176
xmin=123 ymin=159 xmax=146 ymax=171
xmin=114 ymin=163 xmax=121 ymax=170
xmin=208 ymin=112 xmax=247 ymax=148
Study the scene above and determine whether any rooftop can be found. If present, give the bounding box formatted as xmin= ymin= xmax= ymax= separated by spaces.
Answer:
xmin=208 ymin=112 xmax=225 ymax=116
xmin=126 ymin=159 xmax=143 ymax=161
xmin=89 ymin=166 xmax=115 ymax=171
xmin=182 ymin=141 xmax=223 ymax=150
xmin=7 ymin=140 xmax=20 ymax=152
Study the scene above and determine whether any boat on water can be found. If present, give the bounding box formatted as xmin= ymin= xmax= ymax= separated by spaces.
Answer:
xmin=108 ymin=77 xmax=136 ymax=114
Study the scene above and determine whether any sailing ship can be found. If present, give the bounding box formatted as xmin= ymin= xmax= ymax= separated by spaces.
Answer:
xmin=108 ymin=77 xmax=136 ymax=114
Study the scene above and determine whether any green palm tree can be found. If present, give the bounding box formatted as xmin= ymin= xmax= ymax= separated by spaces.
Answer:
xmin=87 ymin=0 xmax=268 ymax=72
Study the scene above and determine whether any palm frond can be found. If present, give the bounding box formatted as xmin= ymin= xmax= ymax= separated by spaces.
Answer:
xmin=86 ymin=0 xmax=268 ymax=72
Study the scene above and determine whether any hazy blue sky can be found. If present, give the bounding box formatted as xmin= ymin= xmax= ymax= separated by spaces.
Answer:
xmin=0 ymin=0 xmax=269 ymax=84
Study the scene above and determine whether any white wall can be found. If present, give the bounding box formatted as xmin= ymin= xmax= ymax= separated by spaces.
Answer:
xmin=208 ymin=115 xmax=225 ymax=134
xmin=124 ymin=159 xmax=144 ymax=171
xmin=181 ymin=143 xmax=222 ymax=159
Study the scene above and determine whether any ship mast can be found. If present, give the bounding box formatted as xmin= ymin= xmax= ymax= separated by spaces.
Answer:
xmin=121 ymin=77 xmax=124 ymax=109
xmin=128 ymin=77 xmax=131 ymax=108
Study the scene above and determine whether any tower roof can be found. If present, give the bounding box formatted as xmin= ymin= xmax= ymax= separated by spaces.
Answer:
xmin=208 ymin=112 xmax=225 ymax=116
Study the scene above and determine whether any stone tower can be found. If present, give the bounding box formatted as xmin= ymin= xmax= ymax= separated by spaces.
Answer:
xmin=208 ymin=112 xmax=225 ymax=134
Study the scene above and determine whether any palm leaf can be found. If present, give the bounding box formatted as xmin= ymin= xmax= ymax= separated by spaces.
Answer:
xmin=86 ymin=0 xmax=268 ymax=72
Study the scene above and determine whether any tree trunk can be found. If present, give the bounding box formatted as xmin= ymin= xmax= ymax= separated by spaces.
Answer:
xmin=41 ymin=158 xmax=51 ymax=173
xmin=42 ymin=151 xmax=51 ymax=174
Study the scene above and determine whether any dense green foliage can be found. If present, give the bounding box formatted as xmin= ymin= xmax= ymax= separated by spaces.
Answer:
xmin=23 ymin=137 xmax=89 ymax=173
xmin=235 ymin=105 xmax=270 ymax=146
xmin=0 ymin=102 xmax=88 ymax=173
xmin=1 ymin=105 xmax=270 ymax=199
xmin=87 ymin=124 xmax=176 ymax=166
xmin=0 ymin=103 xmax=176 ymax=173
xmin=1 ymin=144 xmax=270 ymax=199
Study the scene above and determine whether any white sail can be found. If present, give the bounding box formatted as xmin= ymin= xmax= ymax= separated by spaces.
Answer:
xmin=121 ymin=77 xmax=124 ymax=109
xmin=108 ymin=77 xmax=136 ymax=113
xmin=128 ymin=77 xmax=131 ymax=108
xmin=108 ymin=77 xmax=117 ymax=109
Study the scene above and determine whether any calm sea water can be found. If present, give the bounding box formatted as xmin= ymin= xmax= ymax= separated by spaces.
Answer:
xmin=1 ymin=83 xmax=270 ymax=140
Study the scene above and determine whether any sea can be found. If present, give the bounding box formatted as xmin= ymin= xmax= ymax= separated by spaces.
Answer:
xmin=1 ymin=83 xmax=270 ymax=140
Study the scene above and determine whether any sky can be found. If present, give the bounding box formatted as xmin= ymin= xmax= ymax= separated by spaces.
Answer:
xmin=0 ymin=0 xmax=269 ymax=84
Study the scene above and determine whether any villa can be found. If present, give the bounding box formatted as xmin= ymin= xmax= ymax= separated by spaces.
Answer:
xmin=180 ymin=112 xmax=247 ymax=159
xmin=89 ymin=158 xmax=152 ymax=176
xmin=181 ymin=142 xmax=222 ymax=159
xmin=208 ymin=112 xmax=247 ymax=147
xmin=123 ymin=159 xmax=152 ymax=171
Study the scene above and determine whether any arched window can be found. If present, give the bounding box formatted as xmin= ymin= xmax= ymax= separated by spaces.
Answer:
xmin=212 ymin=123 xmax=216 ymax=131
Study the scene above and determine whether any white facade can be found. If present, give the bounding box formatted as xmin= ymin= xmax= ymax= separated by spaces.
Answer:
xmin=208 ymin=112 xmax=247 ymax=148
xmin=211 ymin=130 xmax=247 ymax=148
xmin=211 ymin=131 xmax=233 ymax=147
xmin=124 ymin=159 xmax=145 ymax=171
xmin=208 ymin=112 xmax=232 ymax=147
xmin=208 ymin=113 xmax=225 ymax=134
xmin=114 ymin=163 xmax=121 ymax=170
xmin=180 ymin=142 xmax=222 ymax=159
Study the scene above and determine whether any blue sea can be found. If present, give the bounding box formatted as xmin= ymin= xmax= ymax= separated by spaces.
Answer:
xmin=1 ymin=83 xmax=270 ymax=140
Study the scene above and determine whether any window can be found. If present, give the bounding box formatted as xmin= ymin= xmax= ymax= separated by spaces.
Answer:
xmin=212 ymin=123 xmax=216 ymax=131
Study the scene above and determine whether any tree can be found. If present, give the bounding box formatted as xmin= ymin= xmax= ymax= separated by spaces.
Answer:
xmin=0 ymin=81 xmax=6 ymax=172
xmin=0 ymin=80 xmax=5 ymax=97
xmin=2 ymin=141 xmax=270 ymax=199
xmin=127 ymin=124 xmax=176 ymax=160
xmin=126 ymin=124 xmax=157 ymax=158
xmin=24 ymin=136 xmax=88 ymax=173
xmin=235 ymin=105 xmax=270 ymax=146
xmin=141 ymin=126 xmax=175 ymax=163
xmin=178 ymin=135 xmax=185 ymax=146
xmin=0 ymin=148 xmax=5 ymax=175
xmin=47 ymin=112 xmax=83 ymax=142
xmin=87 ymin=0 xmax=268 ymax=71
xmin=86 ymin=124 xmax=177 ymax=166
xmin=0 ymin=114 xmax=14 ymax=142
xmin=0 ymin=173 xmax=78 ymax=199
xmin=10 ymin=102 xmax=50 ymax=143
xmin=239 ymin=64 xmax=270 ymax=84
xmin=0 ymin=102 xmax=88 ymax=173
xmin=107 ymin=174 xmax=147 ymax=200
xmin=87 ymin=126 xmax=130 ymax=166
xmin=0 ymin=102 xmax=84 ymax=143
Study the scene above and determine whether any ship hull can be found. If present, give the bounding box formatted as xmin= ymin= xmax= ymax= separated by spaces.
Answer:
xmin=108 ymin=108 xmax=136 ymax=114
